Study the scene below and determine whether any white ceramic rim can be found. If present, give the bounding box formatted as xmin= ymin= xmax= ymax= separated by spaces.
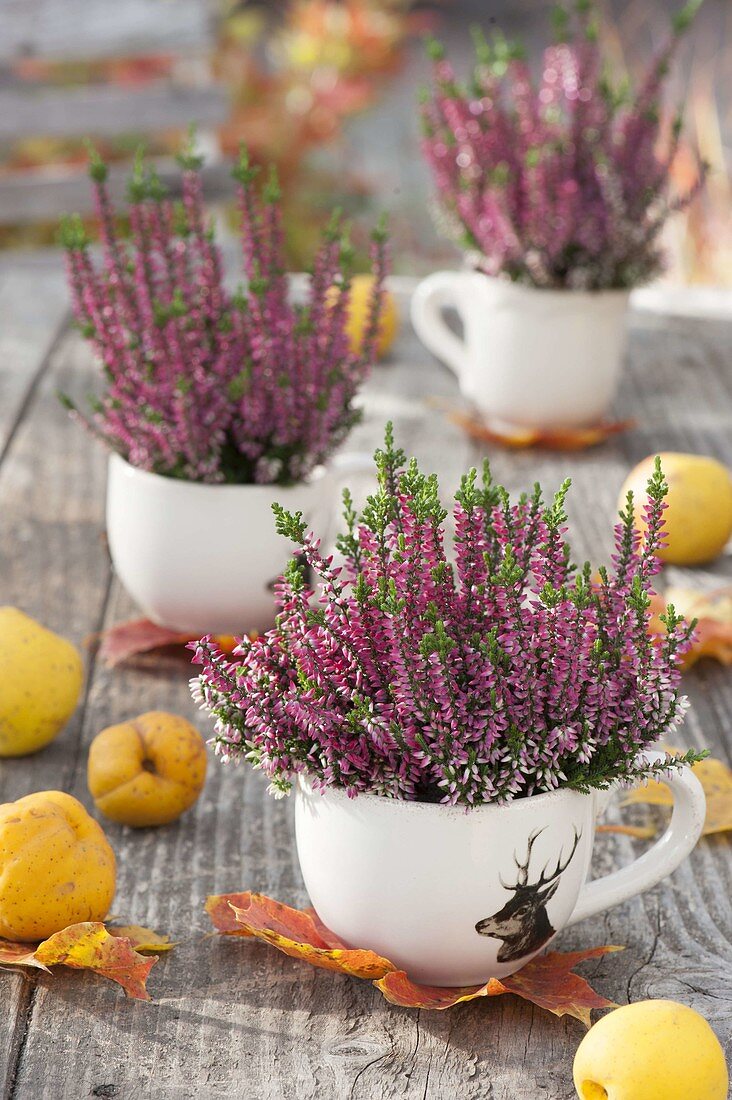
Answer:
xmin=108 ymin=450 xmax=327 ymax=498
xmin=462 ymin=254 xmax=632 ymax=303
xmin=297 ymin=773 xmax=591 ymax=820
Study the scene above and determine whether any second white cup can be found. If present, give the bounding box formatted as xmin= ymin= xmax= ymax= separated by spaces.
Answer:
xmin=411 ymin=270 xmax=629 ymax=431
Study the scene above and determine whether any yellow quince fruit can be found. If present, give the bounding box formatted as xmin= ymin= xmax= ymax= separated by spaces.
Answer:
xmin=329 ymin=274 xmax=399 ymax=360
xmin=0 ymin=791 xmax=116 ymax=941
xmin=619 ymin=453 xmax=732 ymax=566
xmin=573 ymin=999 xmax=729 ymax=1100
xmin=88 ymin=711 xmax=207 ymax=828
xmin=0 ymin=607 xmax=83 ymax=757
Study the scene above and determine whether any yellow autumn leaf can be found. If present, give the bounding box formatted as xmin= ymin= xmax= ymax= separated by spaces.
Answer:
xmin=34 ymin=922 xmax=157 ymax=999
xmin=596 ymin=823 xmax=658 ymax=840
xmin=622 ymin=755 xmax=732 ymax=836
xmin=649 ymin=587 xmax=732 ymax=668
xmin=108 ymin=925 xmax=177 ymax=954
xmin=0 ymin=922 xmax=162 ymax=999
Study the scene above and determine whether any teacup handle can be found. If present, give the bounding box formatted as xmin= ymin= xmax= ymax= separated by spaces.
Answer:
xmin=410 ymin=271 xmax=472 ymax=379
xmin=567 ymin=751 xmax=706 ymax=927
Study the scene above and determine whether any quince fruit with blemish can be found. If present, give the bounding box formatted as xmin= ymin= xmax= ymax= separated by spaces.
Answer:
xmin=0 ymin=607 xmax=84 ymax=757
xmin=619 ymin=453 xmax=732 ymax=565
xmin=87 ymin=711 xmax=207 ymax=827
xmin=573 ymin=999 xmax=729 ymax=1100
xmin=0 ymin=791 xmax=116 ymax=941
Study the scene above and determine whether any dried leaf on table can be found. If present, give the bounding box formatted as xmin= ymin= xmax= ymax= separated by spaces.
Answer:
xmin=668 ymin=587 xmax=732 ymax=667
xmin=622 ymin=755 xmax=732 ymax=836
xmin=493 ymin=945 xmax=623 ymax=1026
xmin=596 ymin=823 xmax=658 ymax=839
xmin=205 ymin=892 xmax=255 ymax=935
xmin=444 ymin=406 xmax=634 ymax=451
xmin=648 ymin=587 xmax=732 ymax=667
xmin=94 ymin=617 xmax=239 ymax=668
xmin=208 ymin=892 xmax=392 ymax=979
xmin=206 ymin=891 xmax=620 ymax=1026
xmin=378 ymin=945 xmax=622 ymax=1026
xmin=0 ymin=940 xmax=48 ymax=971
xmin=35 ymin=923 xmax=157 ymax=999
xmin=108 ymin=925 xmax=178 ymax=954
xmin=0 ymin=922 xmax=161 ymax=1000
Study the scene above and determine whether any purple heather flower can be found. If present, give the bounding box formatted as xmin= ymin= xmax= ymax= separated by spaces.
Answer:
xmin=192 ymin=426 xmax=703 ymax=806
xmin=420 ymin=2 xmax=705 ymax=290
xmin=60 ymin=143 xmax=389 ymax=485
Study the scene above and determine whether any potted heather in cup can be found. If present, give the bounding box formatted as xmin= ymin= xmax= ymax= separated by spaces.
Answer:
xmin=193 ymin=427 xmax=706 ymax=985
xmin=412 ymin=1 xmax=705 ymax=431
xmin=60 ymin=145 xmax=388 ymax=635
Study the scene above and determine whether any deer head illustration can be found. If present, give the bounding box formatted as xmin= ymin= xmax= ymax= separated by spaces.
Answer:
xmin=475 ymin=826 xmax=582 ymax=963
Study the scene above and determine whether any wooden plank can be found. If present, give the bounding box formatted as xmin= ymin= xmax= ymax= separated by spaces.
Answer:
xmin=0 ymin=261 xmax=68 ymax=460
xmin=0 ymin=324 xmax=113 ymax=1097
xmin=0 ymin=82 xmax=228 ymax=142
xmin=0 ymin=0 xmax=215 ymax=62
xmin=0 ymin=160 xmax=233 ymax=224
xmin=0 ymin=285 xmax=730 ymax=1097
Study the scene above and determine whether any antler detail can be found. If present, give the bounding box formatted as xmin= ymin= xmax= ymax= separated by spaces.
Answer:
xmin=500 ymin=827 xmax=546 ymax=889
xmin=534 ymin=827 xmax=582 ymax=890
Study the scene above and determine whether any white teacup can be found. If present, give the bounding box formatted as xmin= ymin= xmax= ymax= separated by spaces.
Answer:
xmin=295 ymin=753 xmax=704 ymax=986
xmin=411 ymin=271 xmax=629 ymax=431
xmin=106 ymin=451 xmax=368 ymax=637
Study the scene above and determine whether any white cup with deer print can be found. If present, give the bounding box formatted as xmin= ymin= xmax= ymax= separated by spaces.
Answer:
xmin=295 ymin=752 xmax=705 ymax=986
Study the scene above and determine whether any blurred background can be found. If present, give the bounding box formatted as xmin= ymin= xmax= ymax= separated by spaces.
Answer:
xmin=0 ymin=0 xmax=729 ymax=283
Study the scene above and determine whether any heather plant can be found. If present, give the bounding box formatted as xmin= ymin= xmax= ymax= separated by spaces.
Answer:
xmin=421 ymin=0 xmax=705 ymax=290
xmin=60 ymin=143 xmax=388 ymax=485
xmin=192 ymin=426 xmax=702 ymax=806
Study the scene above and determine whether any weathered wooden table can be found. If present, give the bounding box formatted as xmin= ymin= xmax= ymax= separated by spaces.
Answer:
xmin=1 ymin=253 xmax=731 ymax=1099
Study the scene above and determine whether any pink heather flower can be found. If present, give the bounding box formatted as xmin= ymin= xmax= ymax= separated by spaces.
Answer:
xmin=420 ymin=2 xmax=706 ymax=290
xmin=60 ymin=143 xmax=389 ymax=485
xmin=192 ymin=426 xmax=704 ymax=806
